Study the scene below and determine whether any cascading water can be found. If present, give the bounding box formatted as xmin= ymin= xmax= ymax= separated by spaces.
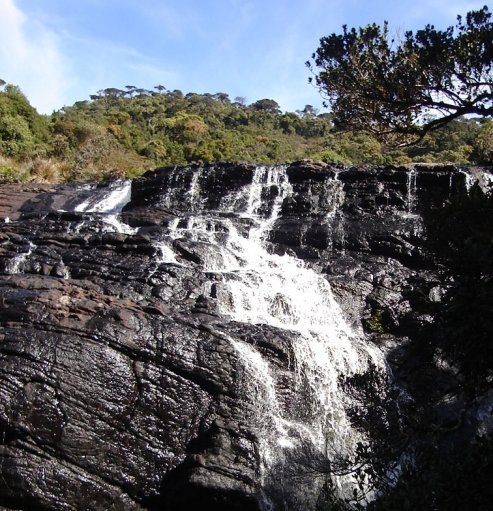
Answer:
xmin=160 ymin=165 xmax=386 ymax=503
xmin=74 ymin=180 xmax=132 ymax=214
xmin=4 ymin=240 xmax=36 ymax=275
xmin=72 ymin=179 xmax=136 ymax=234
xmin=5 ymin=163 xmax=493 ymax=510
xmin=406 ymin=168 xmax=417 ymax=213
xmin=55 ymin=165 xmax=388 ymax=506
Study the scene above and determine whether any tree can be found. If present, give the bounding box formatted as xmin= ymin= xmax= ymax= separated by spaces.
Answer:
xmin=0 ymin=83 xmax=48 ymax=155
xmin=0 ymin=114 xmax=35 ymax=157
xmin=154 ymin=84 xmax=167 ymax=94
xmin=473 ymin=119 xmax=493 ymax=163
xmin=213 ymin=92 xmax=230 ymax=103
xmin=296 ymin=104 xmax=319 ymax=117
xmin=424 ymin=183 xmax=493 ymax=397
xmin=307 ymin=6 xmax=493 ymax=144
xmin=251 ymin=98 xmax=281 ymax=113
xmin=233 ymin=96 xmax=247 ymax=107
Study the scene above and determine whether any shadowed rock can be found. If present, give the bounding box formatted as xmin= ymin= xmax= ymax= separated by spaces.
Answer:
xmin=0 ymin=162 xmax=492 ymax=510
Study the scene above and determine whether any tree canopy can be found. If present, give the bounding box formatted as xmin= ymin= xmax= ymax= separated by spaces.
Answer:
xmin=307 ymin=6 xmax=493 ymax=144
xmin=0 ymin=78 xmax=491 ymax=184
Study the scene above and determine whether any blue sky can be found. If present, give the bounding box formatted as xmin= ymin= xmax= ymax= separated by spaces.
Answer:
xmin=0 ymin=0 xmax=488 ymax=114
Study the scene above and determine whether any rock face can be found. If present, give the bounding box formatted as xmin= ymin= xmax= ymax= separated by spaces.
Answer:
xmin=0 ymin=162 xmax=492 ymax=510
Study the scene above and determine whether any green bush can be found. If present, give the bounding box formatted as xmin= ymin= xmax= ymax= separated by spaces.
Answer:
xmin=0 ymin=114 xmax=35 ymax=157
xmin=0 ymin=163 xmax=20 ymax=182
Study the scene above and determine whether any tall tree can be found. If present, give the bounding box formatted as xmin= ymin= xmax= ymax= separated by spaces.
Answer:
xmin=251 ymin=98 xmax=281 ymax=113
xmin=307 ymin=6 xmax=493 ymax=144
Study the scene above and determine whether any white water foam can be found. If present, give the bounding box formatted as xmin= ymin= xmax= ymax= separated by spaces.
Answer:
xmin=406 ymin=168 xmax=417 ymax=213
xmin=74 ymin=180 xmax=132 ymax=214
xmin=99 ymin=214 xmax=137 ymax=235
xmin=155 ymin=241 xmax=180 ymax=265
xmin=460 ymin=167 xmax=493 ymax=194
xmin=73 ymin=180 xmax=137 ymax=234
xmin=167 ymin=165 xmax=385 ymax=500
xmin=4 ymin=241 xmax=36 ymax=274
xmin=459 ymin=168 xmax=477 ymax=192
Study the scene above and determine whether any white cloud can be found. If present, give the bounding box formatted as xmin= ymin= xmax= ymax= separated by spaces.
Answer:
xmin=0 ymin=0 xmax=68 ymax=113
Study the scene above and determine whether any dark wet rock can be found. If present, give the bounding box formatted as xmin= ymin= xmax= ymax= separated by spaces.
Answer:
xmin=0 ymin=162 xmax=492 ymax=510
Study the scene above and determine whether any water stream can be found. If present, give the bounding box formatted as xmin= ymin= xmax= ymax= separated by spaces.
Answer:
xmin=73 ymin=179 xmax=136 ymax=234
xmin=60 ymin=165 xmax=400 ymax=504
xmin=3 ymin=164 xmax=492 ymax=508
xmin=3 ymin=166 xmax=405 ymax=503
xmin=159 ymin=165 xmax=386 ymax=500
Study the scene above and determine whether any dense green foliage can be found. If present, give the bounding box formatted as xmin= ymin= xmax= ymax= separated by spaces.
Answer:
xmin=0 ymin=85 xmax=49 ymax=158
xmin=0 ymin=79 xmax=491 ymax=183
xmin=308 ymin=6 xmax=493 ymax=144
xmin=50 ymin=88 xmax=333 ymax=180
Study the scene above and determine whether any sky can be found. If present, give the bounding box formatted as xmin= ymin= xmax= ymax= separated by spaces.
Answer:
xmin=0 ymin=0 xmax=488 ymax=114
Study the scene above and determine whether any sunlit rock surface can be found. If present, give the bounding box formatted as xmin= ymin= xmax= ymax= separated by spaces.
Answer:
xmin=0 ymin=162 xmax=491 ymax=510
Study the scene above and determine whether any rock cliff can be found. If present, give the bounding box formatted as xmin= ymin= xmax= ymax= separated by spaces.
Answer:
xmin=0 ymin=162 xmax=492 ymax=510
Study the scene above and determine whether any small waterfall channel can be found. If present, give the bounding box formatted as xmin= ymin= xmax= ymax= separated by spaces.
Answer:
xmin=71 ymin=179 xmax=136 ymax=234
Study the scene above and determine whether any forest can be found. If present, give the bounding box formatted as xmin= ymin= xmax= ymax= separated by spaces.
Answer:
xmin=0 ymin=80 xmax=492 ymax=184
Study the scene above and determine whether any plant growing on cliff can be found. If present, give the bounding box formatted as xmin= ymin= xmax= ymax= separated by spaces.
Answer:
xmin=307 ymin=6 xmax=493 ymax=145
xmin=366 ymin=310 xmax=385 ymax=334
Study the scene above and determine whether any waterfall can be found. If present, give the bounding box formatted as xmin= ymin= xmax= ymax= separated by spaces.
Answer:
xmin=60 ymin=165 xmax=387 ymax=504
xmin=6 ymin=163 xmax=493 ymax=511
xmin=4 ymin=241 xmax=36 ymax=274
xmin=459 ymin=166 xmax=493 ymax=193
xmin=73 ymin=179 xmax=132 ymax=213
xmin=161 ymin=165 xmax=386 ymax=501
xmin=406 ymin=168 xmax=416 ymax=212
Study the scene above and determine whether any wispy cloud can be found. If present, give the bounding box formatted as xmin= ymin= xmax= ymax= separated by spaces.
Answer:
xmin=0 ymin=0 xmax=68 ymax=113
xmin=0 ymin=0 xmax=182 ymax=110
